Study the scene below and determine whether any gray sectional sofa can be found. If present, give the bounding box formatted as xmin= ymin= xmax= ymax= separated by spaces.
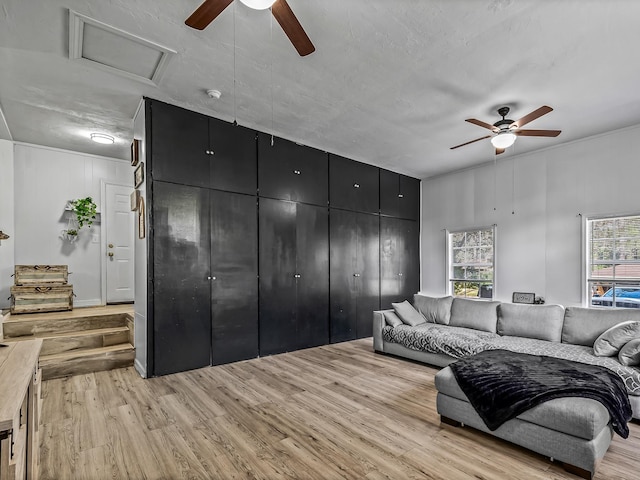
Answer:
xmin=373 ymin=295 xmax=640 ymax=478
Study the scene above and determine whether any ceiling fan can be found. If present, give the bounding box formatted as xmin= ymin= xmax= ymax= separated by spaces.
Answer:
xmin=185 ymin=0 xmax=315 ymax=57
xmin=450 ymin=106 xmax=561 ymax=155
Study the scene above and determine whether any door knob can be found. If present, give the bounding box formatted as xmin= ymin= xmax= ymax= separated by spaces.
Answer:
xmin=108 ymin=252 xmax=114 ymax=257
xmin=108 ymin=243 xmax=114 ymax=248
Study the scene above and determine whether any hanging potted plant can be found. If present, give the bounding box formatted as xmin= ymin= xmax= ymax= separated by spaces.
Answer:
xmin=61 ymin=228 xmax=78 ymax=242
xmin=69 ymin=197 xmax=98 ymax=229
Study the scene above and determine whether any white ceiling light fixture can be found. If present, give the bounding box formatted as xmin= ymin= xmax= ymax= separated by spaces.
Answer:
xmin=90 ymin=133 xmax=115 ymax=144
xmin=490 ymin=131 xmax=517 ymax=149
xmin=239 ymin=0 xmax=276 ymax=10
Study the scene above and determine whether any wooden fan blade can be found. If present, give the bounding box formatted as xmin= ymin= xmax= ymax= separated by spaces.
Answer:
xmin=271 ymin=0 xmax=315 ymax=56
xmin=512 ymin=106 xmax=553 ymax=128
xmin=496 ymin=148 xmax=505 ymax=155
xmin=450 ymin=135 xmax=492 ymax=150
xmin=466 ymin=118 xmax=499 ymax=132
xmin=186 ymin=0 xmax=233 ymax=30
xmin=515 ymin=129 xmax=561 ymax=137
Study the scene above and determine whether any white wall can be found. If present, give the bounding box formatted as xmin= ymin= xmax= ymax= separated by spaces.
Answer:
xmin=0 ymin=140 xmax=15 ymax=310
xmin=421 ymin=124 xmax=640 ymax=307
xmin=13 ymin=143 xmax=130 ymax=307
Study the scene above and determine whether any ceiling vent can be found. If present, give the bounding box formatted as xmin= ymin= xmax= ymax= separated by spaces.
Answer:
xmin=69 ymin=10 xmax=176 ymax=86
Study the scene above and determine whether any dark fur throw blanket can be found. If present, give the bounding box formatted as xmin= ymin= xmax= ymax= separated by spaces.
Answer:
xmin=450 ymin=349 xmax=632 ymax=438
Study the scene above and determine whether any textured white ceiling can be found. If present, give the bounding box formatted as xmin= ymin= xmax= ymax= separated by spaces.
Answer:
xmin=1 ymin=0 xmax=640 ymax=178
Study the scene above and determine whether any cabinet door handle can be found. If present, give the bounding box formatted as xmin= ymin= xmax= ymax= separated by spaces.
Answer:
xmin=208 ymin=276 xmax=216 ymax=280
xmin=293 ymin=170 xmax=301 ymax=175
xmin=398 ymin=193 xmax=404 ymax=198
xmin=398 ymin=273 xmax=403 ymax=277
xmin=353 ymin=273 xmax=361 ymax=277
xmin=205 ymin=150 xmax=214 ymax=155
xmin=353 ymin=183 xmax=360 ymax=188
xmin=294 ymin=274 xmax=301 ymax=278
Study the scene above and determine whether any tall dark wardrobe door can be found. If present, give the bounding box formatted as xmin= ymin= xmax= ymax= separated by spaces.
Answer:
xmin=329 ymin=154 xmax=380 ymax=214
xmin=153 ymin=181 xmax=211 ymax=375
xmin=329 ymin=209 xmax=358 ymax=342
xmin=208 ymin=118 xmax=257 ymax=194
xmin=356 ymin=213 xmax=380 ymax=337
xmin=259 ymin=198 xmax=297 ymax=355
xmin=210 ymin=190 xmax=258 ymax=365
xmin=296 ymin=203 xmax=329 ymax=349
xmin=150 ymin=100 xmax=210 ymax=188
xmin=380 ymin=217 xmax=420 ymax=309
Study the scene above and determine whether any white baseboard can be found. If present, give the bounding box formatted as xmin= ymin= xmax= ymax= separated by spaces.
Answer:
xmin=134 ymin=358 xmax=147 ymax=378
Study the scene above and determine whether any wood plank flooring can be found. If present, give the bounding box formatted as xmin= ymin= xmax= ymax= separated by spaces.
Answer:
xmin=39 ymin=339 xmax=640 ymax=479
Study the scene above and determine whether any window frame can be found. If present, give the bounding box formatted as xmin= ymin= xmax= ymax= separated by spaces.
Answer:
xmin=584 ymin=213 xmax=640 ymax=309
xmin=446 ymin=225 xmax=496 ymax=300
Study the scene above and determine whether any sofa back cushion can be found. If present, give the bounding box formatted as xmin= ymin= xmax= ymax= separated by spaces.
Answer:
xmin=413 ymin=294 xmax=453 ymax=325
xmin=497 ymin=303 xmax=565 ymax=342
xmin=449 ymin=297 xmax=500 ymax=333
xmin=562 ymin=307 xmax=640 ymax=346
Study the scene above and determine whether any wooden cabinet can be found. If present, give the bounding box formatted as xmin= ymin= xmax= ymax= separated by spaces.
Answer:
xmin=152 ymin=182 xmax=212 ymax=376
xmin=330 ymin=209 xmax=380 ymax=342
xmin=329 ymin=154 xmax=379 ymax=214
xmin=259 ymin=198 xmax=329 ymax=355
xmin=258 ymin=133 xmax=328 ymax=206
xmin=380 ymin=217 xmax=420 ymax=309
xmin=149 ymin=100 xmax=257 ymax=195
xmin=210 ymin=190 xmax=258 ymax=365
xmin=0 ymin=339 xmax=42 ymax=480
xmin=380 ymin=169 xmax=421 ymax=220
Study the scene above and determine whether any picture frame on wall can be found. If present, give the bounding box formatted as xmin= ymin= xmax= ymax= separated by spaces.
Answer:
xmin=130 ymin=139 xmax=140 ymax=166
xmin=130 ymin=189 xmax=140 ymax=211
xmin=134 ymin=163 xmax=144 ymax=188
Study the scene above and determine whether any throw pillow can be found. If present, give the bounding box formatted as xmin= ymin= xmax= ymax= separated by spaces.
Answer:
xmin=392 ymin=300 xmax=427 ymax=327
xmin=383 ymin=310 xmax=403 ymax=328
xmin=413 ymin=294 xmax=453 ymax=324
xmin=593 ymin=321 xmax=640 ymax=356
xmin=618 ymin=338 xmax=640 ymax=366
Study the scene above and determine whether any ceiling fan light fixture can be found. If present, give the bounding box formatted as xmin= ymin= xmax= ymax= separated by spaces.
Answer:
xmin=490 ymin=132 xmax=517 ymax=149
xmin=90 ymin=133 xmax=115 ymax=144
xmin=239 ymin=0 xmax=276 ymax=10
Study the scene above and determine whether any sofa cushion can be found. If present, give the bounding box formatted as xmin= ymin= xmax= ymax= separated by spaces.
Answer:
xmin=392 ymin=300 xmax=426 ymax=326
xmin=562 ymin=307 xmax=640 ymax=346
xmin=619 ymin=338 xmax=640 ymax=366
xmin=413 ymin=294 xmax=453 ymax=325
xmin=593 ymin=321 xmax=640 ymax=356
xmin=383 ymin=310 xmax=403 ymax=327
xmin=449 ymin=298 xmax=500 ymax=333
xmin=497 ymin=303 xmax=565 ymax=342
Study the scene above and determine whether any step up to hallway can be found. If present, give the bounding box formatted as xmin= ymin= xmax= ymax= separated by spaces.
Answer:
xmin=1 ymin=305 xmax=135 ymax=380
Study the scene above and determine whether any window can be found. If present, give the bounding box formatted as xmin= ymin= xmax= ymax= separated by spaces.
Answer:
xmin=587 ymin=215 xmax=640 ymax=309
xmin=448 ymin=226 xmax=495 ymax=299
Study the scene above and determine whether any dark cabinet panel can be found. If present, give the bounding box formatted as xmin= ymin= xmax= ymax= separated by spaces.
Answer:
xmin=208 ymin=118 xmax=257 ymax=194
xmin=380 ymin=169 xmax=421 ymax=220
xmin=258 ymin=133 xmax=328 ymax=206
xmin=329 ymin=154 xmax=379 ymax=214
xmin=150 ymin=101 xmax=210 ymax=188
xmin=380 ymin=217 xmax=420 ymax=309
xmin=210 ymin=191 xmax=258 ymax=365
xmin=259 ymin=198 xmax=329 ymax=354
xmin=152 ymin=181 xmax=212 ymax=375
xmin=330 ymin=210 xmax=379 ymax=342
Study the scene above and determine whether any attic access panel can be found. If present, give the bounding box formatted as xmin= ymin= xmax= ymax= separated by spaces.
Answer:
xmin=68 ymin=10 xmax=175 ymax=86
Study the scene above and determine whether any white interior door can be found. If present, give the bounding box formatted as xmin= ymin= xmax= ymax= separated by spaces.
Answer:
xmin=105 ymin=184 xmax=135 ymax=303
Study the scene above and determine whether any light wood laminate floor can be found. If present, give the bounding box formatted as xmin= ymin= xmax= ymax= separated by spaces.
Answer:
xmin=39 ymin=339 xmax=639 ymax=479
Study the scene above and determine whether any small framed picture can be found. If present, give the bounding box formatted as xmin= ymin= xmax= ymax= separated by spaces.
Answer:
xmin=130 ymin=190 xmax=140 ymax=211
xmin=130 ymin=139 xmax=140 ymax=166
xmin=512 ymin=292 xmax=535 ymax=304
xmin=134 ymin=163 xmax=144 ymax=188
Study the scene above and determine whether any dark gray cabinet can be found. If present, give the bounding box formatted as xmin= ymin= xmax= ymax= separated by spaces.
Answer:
xmin=259 ymin=198 xmax=329 ymax=355
xmin=380 ymin=217 xmax=420 ymax=309
xmin=258 ymin=133 xmax=328 ymax=206
xmin=153 ymin=181 xmax=212 ymax=375
xmin=380 ymin=169 xmax=420 ymax=221
xmin=330 ymin=209 xmax=380 ymax=341
xmin=329 ymin=154 xmax=379 ymax=214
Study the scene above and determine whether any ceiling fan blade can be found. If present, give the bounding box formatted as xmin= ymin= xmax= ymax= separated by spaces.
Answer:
xmin=450 ymin=135 xmax=492 ymax=150
xmin=511 ymin=106 xmax=553 ymax=128
xmin=186 ymin=0 xmax=233 ymax=30
xmin=466 ymin=118 xmax=499 ymax=132
xmin=495 ymin=148 xmax=505 ymax=155
xmin=271 ymin=0 xmax=315 ymax=56
xmin=515 ymin=129 xmax=561 ymax=137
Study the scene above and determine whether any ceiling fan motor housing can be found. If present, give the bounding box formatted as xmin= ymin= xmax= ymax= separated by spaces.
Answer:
xmin=493 ymin=107 xmax=514 ymax=130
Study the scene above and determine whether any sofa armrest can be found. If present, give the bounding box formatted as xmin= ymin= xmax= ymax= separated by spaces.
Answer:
xmin=373 ymin=310 xmax=391 ymax=352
